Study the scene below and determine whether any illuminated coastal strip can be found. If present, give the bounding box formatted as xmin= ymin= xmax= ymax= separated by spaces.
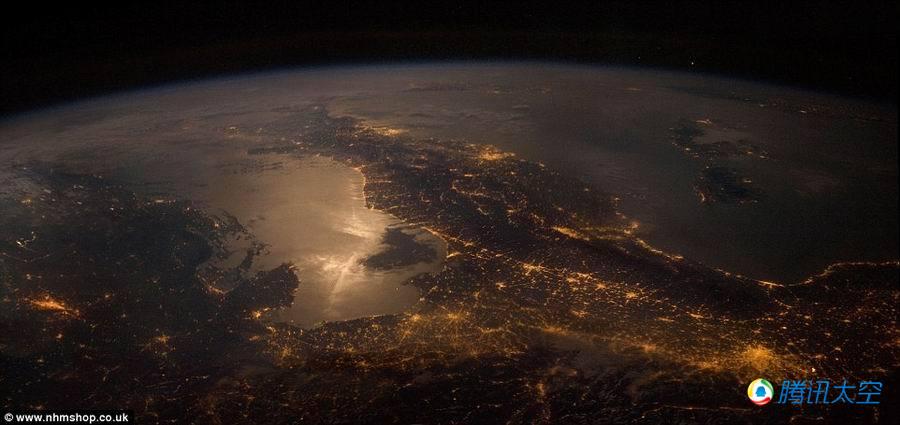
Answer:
xmin=798 ymin=260 xmax=900 ymax=286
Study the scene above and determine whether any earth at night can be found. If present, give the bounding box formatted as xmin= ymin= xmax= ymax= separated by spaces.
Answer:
xmin=1 ymin=64 xmax=897 ymax=423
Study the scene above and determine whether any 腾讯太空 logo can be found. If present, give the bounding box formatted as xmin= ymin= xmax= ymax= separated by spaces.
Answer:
xmin=748 ymin=378 xmax=774 ymax=406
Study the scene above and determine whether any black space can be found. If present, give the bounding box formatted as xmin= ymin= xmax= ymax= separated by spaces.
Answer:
xmin=2 ymin=1 xmax=897 ymax=114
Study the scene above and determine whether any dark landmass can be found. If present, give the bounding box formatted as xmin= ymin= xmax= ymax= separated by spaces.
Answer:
xmin=1 ymin=107 xmax=897 ymax=423
xmin=696 ymin=165 xmax=761 ymax=204
xmin=361 ymin=227 xmax=438 ymax=270
xmin=0 ymin=166 xmax=298 ymax=415
xmin=670 ymin=119 xmax=763 ymax=203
